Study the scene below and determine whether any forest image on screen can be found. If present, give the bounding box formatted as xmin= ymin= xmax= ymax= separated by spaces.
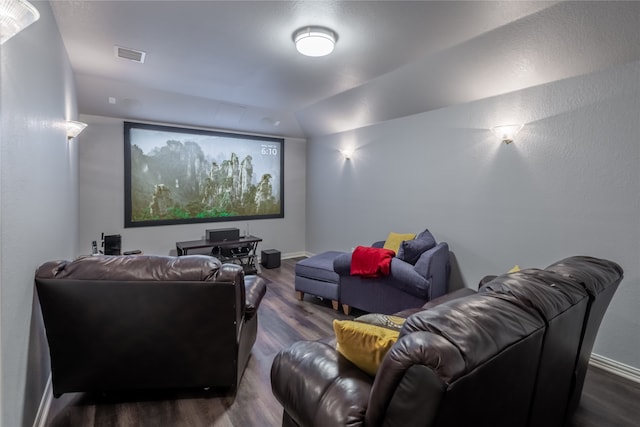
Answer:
xmin=125 ymin=123 xmax=283 ymax=227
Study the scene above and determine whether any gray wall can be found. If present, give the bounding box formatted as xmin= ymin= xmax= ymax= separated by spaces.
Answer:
xmin=0 ymin=2 xmax=79 ymax=426
xmin=305 ymin=61 xmax=640 ymax=369
xmin=76 ymin=115 xmax=307 ymax=259
xmin=1 ymin=4 xmax=636 ymax=425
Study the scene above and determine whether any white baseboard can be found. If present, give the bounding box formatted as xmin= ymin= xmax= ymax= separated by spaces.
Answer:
xmin=281 ymin=251 xmax=309 ymax=259
xmin=33 ymin=374 xmax=52 ymax=427
xmin=590 ymin=353 xmax=640 ymax=384
xmin=282 ymin=251 xmax=346 ymax=259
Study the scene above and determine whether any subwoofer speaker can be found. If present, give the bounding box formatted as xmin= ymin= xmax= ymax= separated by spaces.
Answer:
xmin=261 ymin=249 xmax=281 ymax=269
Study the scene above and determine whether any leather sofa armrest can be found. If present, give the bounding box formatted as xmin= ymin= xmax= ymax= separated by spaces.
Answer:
xmin=35 ymin=260 xmax=68 ymax=278
xmin=366 ymin=332 xmax=464 ymax=426
xmin=211 ymin=263 xmax=246 ymax=330
xmin=244 ymin=275 xmax=267 ymax=319
xmin=271 ymin=340 xmax=373 ymax=427
xmin=478 ymin=275 xmax=498 ymax=289
xmin=212 ymin=262 xmax=243 ymax=282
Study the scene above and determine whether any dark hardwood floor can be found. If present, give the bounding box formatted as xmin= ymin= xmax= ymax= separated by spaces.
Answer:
xmin=46 ymin=257 xmax=640 ymax=427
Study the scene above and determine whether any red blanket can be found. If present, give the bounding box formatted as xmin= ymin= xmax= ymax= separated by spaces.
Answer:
xmin=350 ymin=246 xmax=395 ymax=278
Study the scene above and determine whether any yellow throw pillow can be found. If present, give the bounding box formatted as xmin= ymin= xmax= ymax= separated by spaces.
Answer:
xmin=508 ymin=265 xmax=521 ymax=273
xmin=383 ymin=232 xmax=416 ymax=254
xmin=333 ymin=319 xmax=400 ymax=376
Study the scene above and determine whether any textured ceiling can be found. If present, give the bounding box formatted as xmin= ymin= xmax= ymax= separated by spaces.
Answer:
xmin=49 ymin=1 xmax=640 ymax=139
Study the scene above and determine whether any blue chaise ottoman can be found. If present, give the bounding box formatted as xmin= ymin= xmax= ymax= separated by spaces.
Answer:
xmin=295 ymin=251 xmax=345 ymax=311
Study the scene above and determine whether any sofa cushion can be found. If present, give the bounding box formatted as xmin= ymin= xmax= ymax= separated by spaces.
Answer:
xmin=383 ymin=232 xmax=416 ymax=254
xmin=295 ymin=251 xmax=343 ymax=283
xmin=333 ymin=319 xmax=400 ymax=376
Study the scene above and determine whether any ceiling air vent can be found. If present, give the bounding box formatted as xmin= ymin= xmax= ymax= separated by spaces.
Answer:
xmin=114 ymin=46 xmax=146 ymax=63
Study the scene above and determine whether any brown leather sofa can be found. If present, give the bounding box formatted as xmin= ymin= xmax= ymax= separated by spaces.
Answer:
xmin=271 ymin=256 xmax=622 ymax=427
xmin=35 ymin=254 xmax=267 ymax=397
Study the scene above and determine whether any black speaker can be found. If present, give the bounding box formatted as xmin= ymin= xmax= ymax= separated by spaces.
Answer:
xmin=103 ymin=234 xmax=121 ymax=255
xmin=206 ymin=228 xmax=240 ymax=242
xmin=261 ymin=249 xmax=281 ymax=269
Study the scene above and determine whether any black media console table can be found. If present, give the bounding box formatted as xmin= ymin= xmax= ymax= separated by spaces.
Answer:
xmin=175 ymin=235 xmax=263 ymax=274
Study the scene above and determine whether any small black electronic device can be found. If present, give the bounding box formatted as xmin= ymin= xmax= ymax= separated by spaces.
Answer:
xmin=261 ymin=249 xmax=281 ymax=269
xmin=206 ymin=228 xmax=240 ymax=242
xmin=102 ymin=234 xmax=122 ymax=256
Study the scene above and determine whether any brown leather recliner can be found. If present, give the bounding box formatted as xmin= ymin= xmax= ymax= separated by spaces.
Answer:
xmin=270 ymin=256 xmax=622 ymax=427
xmin=35 ymin=254 xmax=267 ymax=397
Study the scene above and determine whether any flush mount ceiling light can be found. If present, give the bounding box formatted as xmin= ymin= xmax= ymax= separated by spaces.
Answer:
xmin=490 ymin=124 xmax=524 ymax=145
xmin=0 ymin=0 xmax=40 ymax=45
xmin=293 ymin=26 xmax=336 ymax=57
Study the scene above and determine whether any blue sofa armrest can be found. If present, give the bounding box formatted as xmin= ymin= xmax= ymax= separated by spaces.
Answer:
xmin=333 ymin=252 xmax=353 ymax=275
xmin=334 ymin=241 xmax=384 ymax=274
xmin=414 ymin=242 xmax=450 ymax=300
xmin=387 ymin=258 xmax=431 ymax=298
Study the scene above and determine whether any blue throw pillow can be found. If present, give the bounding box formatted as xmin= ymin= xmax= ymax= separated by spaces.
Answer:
xmin=397 ymin=229 xmax=436 ymax=265
xmin=397 ymin=237 xmax=435 ymax=265
xmin=416 ymin=229 xmax=436 ymax=246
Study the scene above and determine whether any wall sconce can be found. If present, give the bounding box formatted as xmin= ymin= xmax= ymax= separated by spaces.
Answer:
xmin=66 ymin=120 xmax=87 ymax=140
xmin=0 ymin=0 xmax=40 ymax=45
xmin=340 ymin=149 xmax=353 ymax=160
xmin=490 ymin=124 xmax=523 ymax=144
